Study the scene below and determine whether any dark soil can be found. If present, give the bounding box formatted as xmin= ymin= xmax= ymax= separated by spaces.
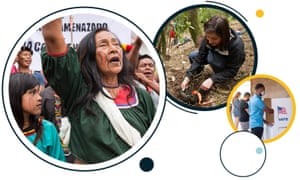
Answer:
xmin=162 ymin=20 xmax=255 ymax=108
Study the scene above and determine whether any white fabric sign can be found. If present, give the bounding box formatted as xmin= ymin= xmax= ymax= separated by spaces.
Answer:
xmin=23 ymin=14 xmax=131 ymax=70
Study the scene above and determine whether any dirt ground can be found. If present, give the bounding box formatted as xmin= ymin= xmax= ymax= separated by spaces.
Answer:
xmin=162 ymin=20 xmax=255 ymax=108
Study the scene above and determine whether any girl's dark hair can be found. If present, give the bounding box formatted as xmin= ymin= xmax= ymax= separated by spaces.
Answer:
xmin=74 ymin=28 xmax=135 ymax=115
xmin=9 ymin=73 xmax=43 ymax=145
xmin=204 ymin=15 xmax=230 ymax=51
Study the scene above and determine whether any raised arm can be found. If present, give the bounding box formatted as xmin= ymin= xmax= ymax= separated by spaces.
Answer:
xmin=42 ymin=18 xmax=66 ymax=53
xmin=41 ymin=17 xmax=84 ymax=112
xmin=126 ymin=36 xmax=143 ymax=68
xmin=135 ymin=72 xmax=160 ymax=95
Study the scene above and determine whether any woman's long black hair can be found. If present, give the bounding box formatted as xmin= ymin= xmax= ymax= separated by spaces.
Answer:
xmin=9 ymin=73 xmax=43 ymax=145
xmin=73 ymin=27 xmax=136 ymax=115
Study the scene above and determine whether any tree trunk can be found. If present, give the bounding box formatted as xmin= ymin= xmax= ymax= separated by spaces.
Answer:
xmin=156 ymin=27 xmax=167 ymax=58
xmin=188 ymin=9 xmax=202 ymax=48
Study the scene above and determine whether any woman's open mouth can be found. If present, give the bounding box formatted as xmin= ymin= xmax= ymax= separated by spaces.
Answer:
xmin=109 ymin=56 xmax=121 ymax=65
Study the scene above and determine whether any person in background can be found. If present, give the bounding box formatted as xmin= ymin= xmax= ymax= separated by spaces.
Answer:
xmin=122 ymin=35 xmax=160 ymax=108
xmin=41 ymin=18 xmax=155 ymax=164
xmin=249 ymin=83 xmax=274 ymax=139
xmin=167 ymin=20 xmax=178 ymax=52
xmin=12 ymin=46 xmax=57 ymax=131
xmin=232 ymin=91 xmax=241 ymax=129
xmin=40 ymin=86 xmax=56 ymax=128
xmin=238 ymin=92 xmax=251 ymax=131
xmin=181 ymin=15 xmax=245 ymax=91
xmin=9 ymin=73 xmax=65 ymax=161
xmin=135 ymin=54 xmax=160 ymax=108
xmin=11 ymin=46 xmax=46 ymax=91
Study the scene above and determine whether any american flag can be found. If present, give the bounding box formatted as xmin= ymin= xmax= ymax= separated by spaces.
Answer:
xmin=278 ymin=106 xmax=287 ymax=114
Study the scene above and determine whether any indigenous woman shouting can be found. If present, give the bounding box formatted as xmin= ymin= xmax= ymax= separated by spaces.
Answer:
xmin=41 ymin=18 xmax=155 ymax=164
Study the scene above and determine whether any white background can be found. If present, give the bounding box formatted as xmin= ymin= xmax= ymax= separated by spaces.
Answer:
xmin=0 ymin=0 xmax=299 ymax=179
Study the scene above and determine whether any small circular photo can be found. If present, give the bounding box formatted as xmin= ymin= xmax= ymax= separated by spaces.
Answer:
xmin=154 ymin=5 xmax=257 ymax=110
xmin=227 ymin=74 xmax=296 ymax=143
xmin=3 ymin=7 xmax=166 ymax=171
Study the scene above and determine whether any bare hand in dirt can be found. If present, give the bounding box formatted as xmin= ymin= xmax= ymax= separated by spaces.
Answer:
xmin=181 ymin=76 xmax=190 ymax=91
xmin=200 ymin=78 xmax=214 ymax=91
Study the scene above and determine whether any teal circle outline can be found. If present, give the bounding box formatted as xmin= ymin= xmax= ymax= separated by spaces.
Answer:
xmin=219 ymin=131 xmax=267 ymax=177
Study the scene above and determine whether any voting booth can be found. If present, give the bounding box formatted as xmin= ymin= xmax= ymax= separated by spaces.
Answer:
xmin=263 ymin=98 xmax=292 ymax=140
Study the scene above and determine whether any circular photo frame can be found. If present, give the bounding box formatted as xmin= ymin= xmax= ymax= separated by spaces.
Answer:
xmin=226 ymin=74 xmax=296 ymax=143
xmin=2 ymin=6 xmax=166 ymax=171
xmin=154 ymin=4 xmax=257 ymax=111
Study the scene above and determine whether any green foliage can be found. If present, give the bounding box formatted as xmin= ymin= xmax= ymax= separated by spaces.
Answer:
xmin=198 ymin=8 xmax=235 ymax=28
xmin=155 ymin=7 xmax=237 ymax=57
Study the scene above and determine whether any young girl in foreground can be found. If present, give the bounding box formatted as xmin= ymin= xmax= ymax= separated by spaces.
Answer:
xmin=9 ymin=73 xmax=65 ymax=162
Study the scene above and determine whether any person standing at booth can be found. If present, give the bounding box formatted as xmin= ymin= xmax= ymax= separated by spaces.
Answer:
xmin=249 ymin=83 xmax=274 ymax=139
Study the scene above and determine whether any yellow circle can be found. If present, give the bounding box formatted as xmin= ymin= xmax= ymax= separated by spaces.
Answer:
xmin=256 ymin=9 xmax=264 ymax=18
xmin=226 ymin=74 xmax=296 ymax=144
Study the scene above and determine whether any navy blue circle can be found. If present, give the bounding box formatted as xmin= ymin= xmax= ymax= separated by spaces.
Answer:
xmin=153 ymin=2 xmax=258 ymax=112
xmin=139 ymin=157 xmax=154 ymax=172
